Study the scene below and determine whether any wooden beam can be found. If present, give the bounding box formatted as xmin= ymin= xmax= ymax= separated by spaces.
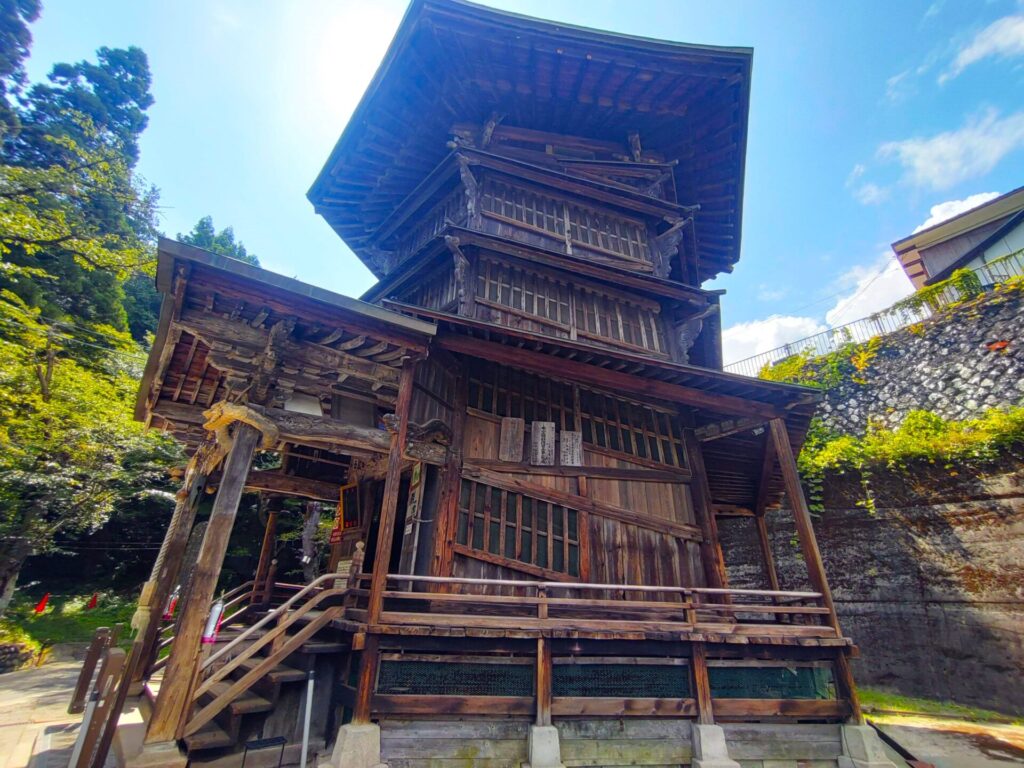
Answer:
xmin=251 ymin=509 xmax=278 ymax=606
xmin=176 ymin=308 xmax=401 ymax=385
xmin=768 ymin=419 xmax=840 ymax=635
xmin=754 ymin=431 xmax=777 ymax=515
xmin=437 ymin=333 xmax=781 ymax=419
xmin=153 ymin=400 xmax=446 ymax=465
xmin=367 ymin=360 xmax=419 ymax=625
xmin=146 ymin=422 xmax=260 ymax=744
xmin=682 ymin=430 xmax=728 ymax=591
xmin=242 ymin=470 xmax=341 ymax=502
xmin=754 ymin=514 xmax=781 ymax=594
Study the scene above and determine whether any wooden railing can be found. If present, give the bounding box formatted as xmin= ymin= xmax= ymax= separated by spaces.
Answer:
xmin=354 ymin=574 xmax=838 ymax=640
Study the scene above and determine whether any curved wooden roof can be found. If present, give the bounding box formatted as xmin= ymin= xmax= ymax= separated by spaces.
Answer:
xmin=308 ymin=0 xmax=752 ymax=283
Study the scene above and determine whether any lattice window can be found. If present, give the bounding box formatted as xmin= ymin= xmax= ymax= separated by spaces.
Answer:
xmin=467 ymin=364 xmax=576 ymax=430
xmin=456 ymin=479 xmax=581 ymax=577
xmin=476 ymin=256 xmax=665 ymax=356
xmin=480 ymin=177 xmax=651 ymax=265
xmin=467 ymin=362 xmax=686 ymax=468
xmin=578 ymin=388 xmax=686 ymax=467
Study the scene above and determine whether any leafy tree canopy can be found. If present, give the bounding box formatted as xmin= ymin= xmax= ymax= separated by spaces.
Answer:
xmin=178 ymin=215 xmax=259 ymax=266
xmin=0 ymin=0 xmax=41 ymax=139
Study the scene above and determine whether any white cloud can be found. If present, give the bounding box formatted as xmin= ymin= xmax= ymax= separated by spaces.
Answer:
xmin=913 ymin=191 xmax=1001 ymax=233
xmin=723 ymin=255 xmax=916 ymax=365
xmin=878 ymin=109 xmax=1024 ymax=190
xmin=852 ymin=182 xmax=890 ymax=205
xmin=722 ymin=315 xmax=827 ymax=365
xmin=757 ymin=284 xmax=787 ymax=302
xmin=824 ymin=255 xmax=915 ymax=326
xmin=940 ymin=14 xmax=1024 ymax=83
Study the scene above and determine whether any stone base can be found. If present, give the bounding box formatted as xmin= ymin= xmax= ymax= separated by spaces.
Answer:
xmin=319 ymin=723 xmax=385 ymax=768
xmin=523 ymin=725 xmax=565 ymax=768
xmin=691 ymin=724 xmax=741 ymax=768
xmin=111 ymin=699 xmax=147 ymax=767
xmin=838 ymin=725 xmax=898 ymax=768
xmin=125 ymin=741 xmax=188 ymax=768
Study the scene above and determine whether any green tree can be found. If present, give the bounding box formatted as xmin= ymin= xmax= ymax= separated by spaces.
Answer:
xmin=0 ymin=295 xmax=180 ymax=614
xmin=179 ymin=215 xmax=259 ymax=266
xmin=0 ymin=0 xmax=41 ymax=139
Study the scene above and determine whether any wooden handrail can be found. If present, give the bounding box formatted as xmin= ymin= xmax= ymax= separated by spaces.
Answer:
xmin=383 ymin=573 xmax=822 ymax=600
xmin=185 ymin=596 xmax=344 ymax=737
xmin=201 ymin=572 xmax=342 ymax=671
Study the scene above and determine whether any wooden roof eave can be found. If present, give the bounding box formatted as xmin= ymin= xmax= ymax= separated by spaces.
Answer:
xmin=383 ymin=302 xmax=821 ymax=419
xmin=137 ymin=239 xmax=438 ymax=426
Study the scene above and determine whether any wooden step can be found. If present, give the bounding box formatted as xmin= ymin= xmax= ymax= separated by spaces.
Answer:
xmin=183 ymin=723 xmax=234 ymax=752
xmin=232 ymin=657 xmax=307 ymax=684
xmin=298 ymin=640 xmax=346 ymax=654
xmin=201 ymin=681 xmax=274 ymax=716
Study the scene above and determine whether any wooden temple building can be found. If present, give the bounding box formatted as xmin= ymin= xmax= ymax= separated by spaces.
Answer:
xmin=118 ymin=2 xmax=898 ymax=767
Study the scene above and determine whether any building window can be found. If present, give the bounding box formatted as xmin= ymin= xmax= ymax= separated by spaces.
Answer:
xmin=455 ymin=479 xmax=580 ymax=577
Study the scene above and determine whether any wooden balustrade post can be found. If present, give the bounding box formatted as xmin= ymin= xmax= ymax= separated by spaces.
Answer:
xmin=131 ymin=444 xmax=216 ymax=684
xmin=691 ymin=642 xmax=714 ymax=724
xmin=767 ymin=419 xmax=840 ymax=633
xmin=535 ymin=637 xmax=552 ymax=727
xmin=145 ymin=422 xmax=260 ymax=745
xmin=367 ymin=359 xmax=419 ymax=625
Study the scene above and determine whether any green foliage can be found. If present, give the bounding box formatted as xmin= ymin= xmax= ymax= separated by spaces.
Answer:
xmin=759 ymin=338 xmax=881 ymax=390
xmin=860 ymin=687 xmax=1023 ymax=725
xmin=179 ymin=215 xmax=259 ymax=266
xmin=4 ymin=592 xmax=136 ymax=649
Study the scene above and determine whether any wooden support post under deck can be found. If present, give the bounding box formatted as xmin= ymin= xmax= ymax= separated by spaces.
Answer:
xmin=691 ymin=642 xmax=714 ymax=724
xmin=353 ymin=635 xmax=380 ymax=724
xmin=767 ymin=418 xmax=838 ymax=632
xmin=682 ymin=430 xmax=728 ymax=592
xmin=535 ymin=637 xmax=552 ymax=727
xmin=367 ymin=359 xmax=419 ymax=625
xmin=145 ymin=422 xmax=261 ymax=744
xmin=132 ymin=444 xmax=217 ymax=684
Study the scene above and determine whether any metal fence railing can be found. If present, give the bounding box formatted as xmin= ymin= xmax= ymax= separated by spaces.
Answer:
xmin=724 ymin=249 xmax=1024 ymax=378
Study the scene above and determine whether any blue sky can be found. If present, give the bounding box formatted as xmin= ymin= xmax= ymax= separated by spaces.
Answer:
xmin=24 ymin=0 xmax=1024 ymax=364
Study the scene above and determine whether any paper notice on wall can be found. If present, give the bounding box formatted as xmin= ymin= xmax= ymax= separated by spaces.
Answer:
xmin=530 ymin=421 xmax=556 ymax=465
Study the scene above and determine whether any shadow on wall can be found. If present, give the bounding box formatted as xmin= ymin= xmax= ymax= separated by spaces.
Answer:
xmin=717 ymin=463 xmax=1024 ymax=716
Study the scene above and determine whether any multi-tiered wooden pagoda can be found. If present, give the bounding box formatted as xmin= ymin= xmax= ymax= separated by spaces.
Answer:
xmin=120 ymin=2 xmax=897 ymax=767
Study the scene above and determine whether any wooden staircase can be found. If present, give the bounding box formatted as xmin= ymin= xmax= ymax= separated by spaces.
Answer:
xmin=150 ymin=571 xmax=358 ymax=759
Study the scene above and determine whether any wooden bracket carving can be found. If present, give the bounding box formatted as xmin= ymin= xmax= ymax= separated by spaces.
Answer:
xmin=456 ymin=154 xmax=482 ymax=228
xmin=445 ymin=235 xmax=471 ymax=315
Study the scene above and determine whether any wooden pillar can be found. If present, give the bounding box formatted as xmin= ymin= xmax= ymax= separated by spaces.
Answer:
xmin=146 ymin=422 xmax=261 ymax=744
xmin=691 ymin=642 xmax=714 ymax=724
xmin=536 ymin=637 xmax=552 ymax=726
xmin=252 ymin=507 xmax=278 ymax=605
xmin=432 ymin=362 xmax=467 ymax=579
xmin=767 ymin=418 xmax=840 ymax=633
xmin=682 ymin=431 xmax=728 ymax=591
xmin=366 ymin=360 xmax=418 ymax=625
xmin=352 ymin=635 xmax=379 ymax=723
xmin=131 ymin=445 xmax=216 ymax=683
xmin=834 ymin=650 xmax=864 ymax=724
xmin=754 ymin=515 xmax=781 ymax=593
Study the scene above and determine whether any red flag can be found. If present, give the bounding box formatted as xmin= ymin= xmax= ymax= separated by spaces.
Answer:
xmin=85 ymin=593 xmax=98 ymax=610
xmin=33 ymin=593 xmax=50 ymax=614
